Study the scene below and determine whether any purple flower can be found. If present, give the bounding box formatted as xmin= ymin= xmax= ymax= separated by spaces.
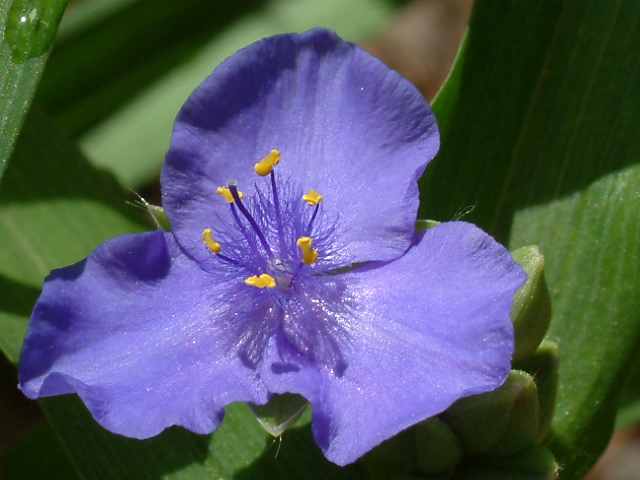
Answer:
xmin=19 ymin=29 xmax=525 ymax=466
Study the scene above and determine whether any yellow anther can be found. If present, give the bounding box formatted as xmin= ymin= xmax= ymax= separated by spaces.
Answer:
xmin=202 ymin=228 xmax=221 ymax=254
xmin=297 ymin=236 xmax=318 ymax=265
xmin=255 ymin=150 xmax=281 ymax=176
xmin=245 ymin=273 xmax=277 ymax=289
xmin=217 ymin=186 xmax=243 ymax=203
xmin=302 ymin=189 xmax=323 ymax=206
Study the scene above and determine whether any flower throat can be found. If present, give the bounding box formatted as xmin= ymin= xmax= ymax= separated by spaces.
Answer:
xmin=201 ymin=150 xmax=327 ymax=294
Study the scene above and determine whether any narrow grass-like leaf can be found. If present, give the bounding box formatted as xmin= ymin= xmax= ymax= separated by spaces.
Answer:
xmin=0 ymin=0 xmax=68 ymax=183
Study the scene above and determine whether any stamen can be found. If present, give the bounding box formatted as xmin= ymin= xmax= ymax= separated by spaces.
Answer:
xmin=303 ymin=189 xmax=323 ymax=206
xmin=228 ymin=184 xmax=274 ymax=257
xmin=245 ymin=273 xmax=277 ymax=288
xmin=218 ymin=186 xmax=244 ymax=203
xmin=297 ymin=237 xmax=318 ymax=265
xmin=255 ymin=150 xmax=281 ymax=176
xmin=269 ymin=168 xmax=287 ymax=254
xmin=202 ymin=228 xmax=221 ymax=254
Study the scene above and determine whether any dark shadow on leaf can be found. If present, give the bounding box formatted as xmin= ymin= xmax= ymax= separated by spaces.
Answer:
xmin=0 ymin=106 xmax=149 ymax=229
xmin=40 ymin=395 xmax=212 ymax=480
xmin=235 ymin=422 xmax=365 ymax=480
xmin=0 ymin=276 xmax=41 ymax=318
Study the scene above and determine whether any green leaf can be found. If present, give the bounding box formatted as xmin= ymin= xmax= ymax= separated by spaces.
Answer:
xmin=511 ymin=164 xmax=640 ymax=479
xmin=616 ymin=360 xmax=640 ymax=429
xmin=41 ymin=396 xmax=363 ymax=480
xmin=0 ymin=0 xmax=68 ymax=183
xmin=37 ymin=0 xmax=272 ymax=135
xmin=424 ymin=1 xmax=640 ymax=478
xmin=422 ymin=0 xmax=564 ymax=239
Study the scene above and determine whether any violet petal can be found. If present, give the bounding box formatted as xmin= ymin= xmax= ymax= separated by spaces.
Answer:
xmin=19 ymin=231 xmax=267 ymax=438
xmin=162 ymin=28 xmax=439 ymax=268
xmin=261 ymin=222 xmax=525 ymax=465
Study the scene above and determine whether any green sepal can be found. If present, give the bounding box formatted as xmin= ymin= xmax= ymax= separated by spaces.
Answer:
xmin=510 ymin=246 xmax=552 ymax=363
xmin=457 ymin=445 xmax=558 ymax=480
xmin=248 ymin=393 xmax=308 ymax=437
xmin=146 ymin=203 xmax=171 ymax=232
xmin=416 ymin=219 xmax=441 ymax=232
xmin=363 ymin=428 xmax=418 ymax=480
xmin=414 ymin=417 xmax=463 ymax=475
xmin=130 ymin=192 xmax=172 ymax=231
xmin=514 ymin=340 xmax=559 ymax=444
xmin=442 ymin=370 xmax=540 ymax=456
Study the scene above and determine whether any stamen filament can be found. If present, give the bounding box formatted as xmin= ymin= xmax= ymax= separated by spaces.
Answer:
xmin=270 ymin=170 xmax=287 ymax=254
xmin=228 ymin=184 xmax=274 ymax=257
xmin=307 ymin=204 xmax=320 ymax=235
xmin=218 ymin=186 xmax=243 ymax=203
xmin=201 ymin=228 xmax=239 ymax=265
xmin=303 ymin=189 xmax=323 ymax=234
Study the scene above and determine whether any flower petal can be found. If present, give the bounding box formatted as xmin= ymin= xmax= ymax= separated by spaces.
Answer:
xmin=162 ymin=28 xmax=439 ymax=267
xmin=19 ymin=231 xmax=267 ymax=438
xmin=261 ymin=222 xmax=525 ymax=465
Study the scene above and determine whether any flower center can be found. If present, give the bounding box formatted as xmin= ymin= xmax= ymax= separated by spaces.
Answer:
xmin=200 ymin=150 xmax=325 ymax=295
xmin=200 ymin=152 xmax=351 ymax=372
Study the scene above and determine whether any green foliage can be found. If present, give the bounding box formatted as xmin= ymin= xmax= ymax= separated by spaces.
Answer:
xmin=0 ymin=0 xmax=68 ymax=181
xmin=423 ymin=1 xmax=640 ymax=478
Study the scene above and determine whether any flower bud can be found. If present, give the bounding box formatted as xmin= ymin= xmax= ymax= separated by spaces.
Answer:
xmin=414 ymin=417 xmax=463 ymax=475
xmin=363 ymin=428 xmax=418 ymax=480
xmin=510 ymin=246 xmax=552 ymax=363
xmin=248 ymin=393 xmax=308 ymax=437
xmin=442 ymin=370 xmax=540 ymax=456
xmin=459 ymin=445 xmax=558 ymax=480
xmin=515 ymin=340 xmax=559 ymax=443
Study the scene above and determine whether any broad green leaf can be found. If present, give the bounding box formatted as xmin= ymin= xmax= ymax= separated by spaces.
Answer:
xmin=0 ymin=0 xmax=68 ymax=183
xmin=510 ymin=164 xmax=640 ymax=479
xmin=76 ymin=0 xmax=395 ymax=187
xmin=424 ymin=1 xmax=640 ymax=478
xmin=422 ymin=0 xmax=563 ymax=238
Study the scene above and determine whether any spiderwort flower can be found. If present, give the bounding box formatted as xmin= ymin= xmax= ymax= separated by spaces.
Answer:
xmin=19 ymin=29 xmax=526 ymax=466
